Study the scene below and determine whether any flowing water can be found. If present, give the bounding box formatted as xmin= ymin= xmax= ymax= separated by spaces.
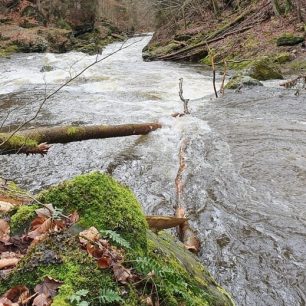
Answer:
xmin=0 ymin=36 xmax=305 ymax=306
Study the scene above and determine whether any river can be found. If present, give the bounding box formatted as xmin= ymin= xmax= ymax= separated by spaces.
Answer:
xmin=0 ymin=36 xmax=305 ymax=306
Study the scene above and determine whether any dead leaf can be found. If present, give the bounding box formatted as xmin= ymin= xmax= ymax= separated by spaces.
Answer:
xmin=79 ymin=227 xmax=100 ymax=244
xmin=86 ymin=243 xmax=104 ymax=259
xmin=0 ymin=258 xmax=19 ymax=270
xmin=146 ymin=216 xmax=188 ymax=231
xmin=34 ymin=276 xmax=63 ymax=298
xmin=3 ymin=285 xmax=30 ymax=304
xmin=30 ymin=216 xmax=48 ymax=231
xmin=27 ymin=218 xmax=52 ymax=239
xmin=0 ymin=296 xmax=16 ymax=306
xmin=0 ymin=220 xmax=10 ymax=243
xmin=32 ymin=293 xmax=51 ymax=306
xmin=0 ymin=202 xmax=14 ymax=213
xmin=143 ymin=296 xmax=153 ymax=306
xmin=68 ymin=211 xmax=79 ymax=224
xmin=113 ymin=264 xmax=133 ymax=284
xmin=97 ymin=256 xmax=112 ymax=269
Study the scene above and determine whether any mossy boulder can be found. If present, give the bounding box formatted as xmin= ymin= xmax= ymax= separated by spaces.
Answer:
xmin=38 ymin=172 xmax=148 ymax=254
xmin=276 ymin=34 xmax=304 ymax=46
xmin=225 ymin=75 xmax=263 ymax=89
xmin=0 ymin=173 xmax=234 ymax=305
xmin=245 ymin=58 xmax=283 ymax=80
xmin=13 ymin=37 xmax=48 ymax=53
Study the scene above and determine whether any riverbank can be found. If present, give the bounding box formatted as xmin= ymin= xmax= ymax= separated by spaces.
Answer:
xmin=0 ymin=1 xmax=126 ymax=57
xmin=143 ymin=0 xmax=306 ymax=77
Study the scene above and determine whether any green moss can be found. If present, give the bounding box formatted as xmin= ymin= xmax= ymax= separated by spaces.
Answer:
xmin=276 ymin=34 xmax=304 ymax=46
xmin=273 ymin=52 xmax=291 ymax=64
xmin=1 ymin=174 xmax=234 ymax=305
xmin=0 ymin=44 xmax=18 ymax=57
xmin=227 ymin=59 xmax=251 ymax=70
xmin=38 ymin=172 xmax=148 ymax=255
xmin=285 ymin=58 xmax=306 ymax=74
xmin=0 ymin=233 xmax=117 ymax=305
xmin=225 ymin=75 xmax=263 ymax=89
xmin=246 ymin=58 xmax=283 ymax=80
xmin=144 ymin=231 xmax=234 ymax=306
xmin=10 ymin=204 xmax=39 ymax=235
xmin=200 ymin=56 xmax=212 ymax=65
xmin=66 ymin=126 xmax=79 ymax=136
xmin=0 ymin=133 xmax=38 ymax=152
xmin=56 ymin=18 xmax=72 ymax=30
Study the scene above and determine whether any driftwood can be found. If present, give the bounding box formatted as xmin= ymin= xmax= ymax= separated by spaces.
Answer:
xmin=146 ymin=216 xmax=188 ymax=231
xmin=0 ymin=122 xmax=161 ymax=155
xmin=176 ymin=207 xmax=201 ymax=254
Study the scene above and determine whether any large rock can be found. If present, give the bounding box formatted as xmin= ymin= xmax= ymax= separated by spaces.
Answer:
xmin=276 ymin=34 xmax=304 ymax=46
xmin=0 ymin=173 xmax=234 ymax=306
xmin=225 ymin=75 xmax=263 ymax=89
xmin=245 ymin=58 xmax=283 ymax=81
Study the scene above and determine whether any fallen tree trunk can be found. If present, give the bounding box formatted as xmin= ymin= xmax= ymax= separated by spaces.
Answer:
xmin=0 ymin=122 xmax=161 ymax=155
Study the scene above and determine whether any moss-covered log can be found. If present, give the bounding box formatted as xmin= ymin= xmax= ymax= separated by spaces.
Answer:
xmin=0 ymin=122 xmax=161 ymax=155
xmin=0 ymin=172 xmax=234 ymax=306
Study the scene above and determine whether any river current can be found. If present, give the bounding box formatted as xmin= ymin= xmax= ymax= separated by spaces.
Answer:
xmin=0 ymin=36 xmax=305 ymax=306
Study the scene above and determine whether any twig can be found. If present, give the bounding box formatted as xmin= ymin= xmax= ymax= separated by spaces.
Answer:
xmin=178 ymin=78 xmax=190 ymax=114
xmin=211 ymin=54 xmax=218 ymax=98
xmin=219 ymin=59 xmax=227 ymax=96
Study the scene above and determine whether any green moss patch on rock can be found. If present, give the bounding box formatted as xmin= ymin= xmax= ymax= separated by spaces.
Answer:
xmin=245 ymin=58 xmax=283 ymax=80
xmin=276 ymin=34 xmax=305 ymax=46
xmin=38 ymin=172 xmax=148 ymax=255
xmin=146 ymin=231 xmax=235 ymax=306
xmin=0 ymin=172 xmax=234 ymax=305
xmin=225 ymin=75 xmax=263 ymax=89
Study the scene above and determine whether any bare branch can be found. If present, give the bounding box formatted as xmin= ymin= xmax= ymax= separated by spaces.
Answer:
xmin=179 ymin=78 xmax=190 ymax=114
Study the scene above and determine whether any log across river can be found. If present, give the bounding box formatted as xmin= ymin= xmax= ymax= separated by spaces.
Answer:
xmin=0 ymin=36 xmax=305 ymax=305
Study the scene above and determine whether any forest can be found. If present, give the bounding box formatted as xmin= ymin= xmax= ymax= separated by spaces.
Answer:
xmin=0 ymin=0 xmax=305 ymax=306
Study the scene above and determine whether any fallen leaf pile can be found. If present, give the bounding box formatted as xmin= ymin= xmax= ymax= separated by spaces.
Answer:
xmin=0 ymin=204 xmax=79 ymax=275
xmin=79 ymin=227 xmax=136 ymax=284
xmin=0 ymin=277 xmax=63 ymax=306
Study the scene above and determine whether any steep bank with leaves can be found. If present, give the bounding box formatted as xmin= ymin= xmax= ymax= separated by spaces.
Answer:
xmin=0 ymin=0 xmax=140 ymax=56
xmin=0 ymin=173 xmax=234 ymax=306
xmin=144 ymin=0 xmax=306 ymax=75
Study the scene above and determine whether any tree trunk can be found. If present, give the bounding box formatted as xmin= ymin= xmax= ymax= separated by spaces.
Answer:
xmin=0 ymin=122 xmax=161 ymax=155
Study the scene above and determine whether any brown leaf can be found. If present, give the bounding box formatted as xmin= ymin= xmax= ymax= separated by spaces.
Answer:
xmin=143 ymin=296 xmax=153 ymax=306
xmin=97 ymin=256 xmax=112 ymax=269
xmin=27 ymin=218 xmax=52 ymax=239
xmin=32 ymin=293 xmax=51 ymax=306
xmin=30 ymin=216 xmax=48 ymax=231
xmin=146 ymin=216 xmax=188 ymax=231
xmin=79 ymin=227 xmax=100 ymax=244
xmin=68 ymin=211 xmax=79 ymax=224
xmin=113 ymin=264 xmax=133 ymax=284
xmin=0 ymin=258 xmax=19 ymax=270
xmin=0 ymin=220 xmax=10 ymax=243
xmin=86 ymin=243 xmax=104 ymax=259
xmin=34 ymin=276 xmax=63 ymax=298
xmin=0 ymin=202 xmax=14 ymax=213
xmin=3 ymin=285 xmax=30 ymax=304
xmin=0 ymin=296 xmax=17 ymax=306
